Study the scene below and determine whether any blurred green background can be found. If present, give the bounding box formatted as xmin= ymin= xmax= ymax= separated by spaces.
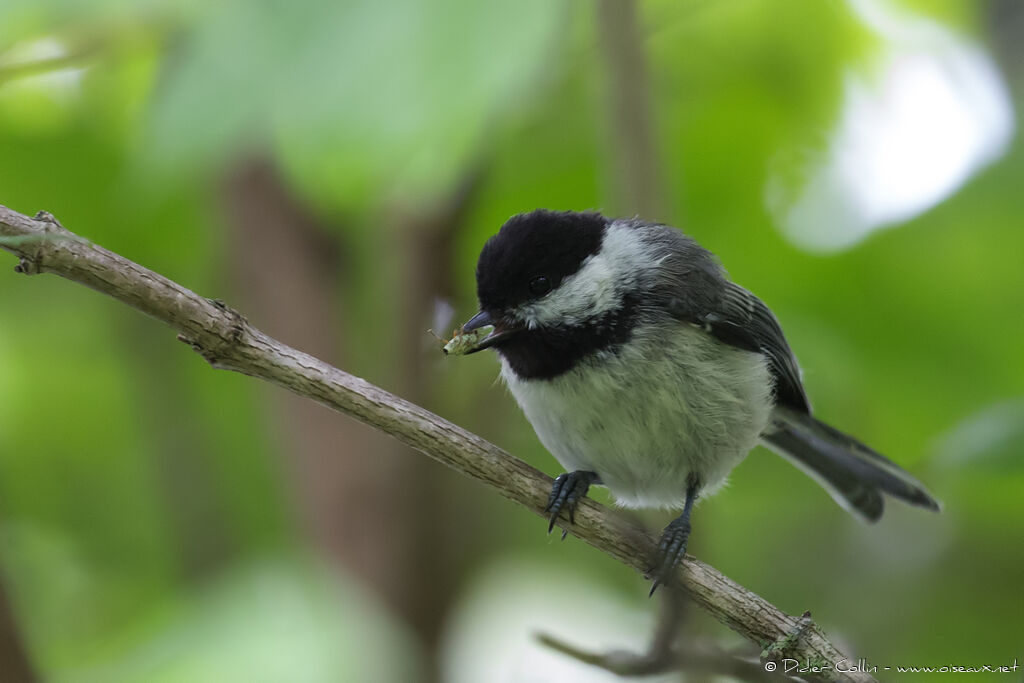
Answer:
xmin=1 ymin=0 xmax=1022 ymax=681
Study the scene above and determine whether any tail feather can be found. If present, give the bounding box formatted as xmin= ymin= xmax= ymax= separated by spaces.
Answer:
xmin=762 ymin=407 xmax=940 ymax=522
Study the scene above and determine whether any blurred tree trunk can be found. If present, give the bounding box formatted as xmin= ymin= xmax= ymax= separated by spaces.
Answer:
xmin=0 ymin=574 xmax=36 ymax=683
xmin=119 ymin=314 xmax=237 ymax=580
xmin=596 ymin=2 xmax=719 ymax=672
xmin=221 ymin=161 xmax=475 ymax=681
xmin=386 ymin=167 xmax=482 ymax=648
xmin=596 ymin=0 xmax=665 ymax=219
xmin=221 ymin=160 xmax=412 ymax=607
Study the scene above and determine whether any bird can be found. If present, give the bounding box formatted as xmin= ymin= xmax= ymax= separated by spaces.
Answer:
xmin=458 ymin=209 xmax=940 ymax=592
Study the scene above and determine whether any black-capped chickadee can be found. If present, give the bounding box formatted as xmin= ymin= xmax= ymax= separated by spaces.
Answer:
xmin=461 ymin=209 xmax=939 ymax=592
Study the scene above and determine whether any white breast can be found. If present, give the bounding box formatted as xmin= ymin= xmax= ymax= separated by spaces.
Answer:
xmin=501 ymin=324 xmax=774 ymax=510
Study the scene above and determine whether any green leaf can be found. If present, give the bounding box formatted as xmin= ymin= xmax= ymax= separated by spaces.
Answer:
xmin=144 ymin=0 xmax=566 ymax=212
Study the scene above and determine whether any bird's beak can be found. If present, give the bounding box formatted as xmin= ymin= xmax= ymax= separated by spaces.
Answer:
xmin=461 ymin=310 xmax=522 ymax=353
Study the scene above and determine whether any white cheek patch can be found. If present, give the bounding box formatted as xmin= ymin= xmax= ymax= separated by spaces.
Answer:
xmin=517 ymin=222 xmax=653 ymax=327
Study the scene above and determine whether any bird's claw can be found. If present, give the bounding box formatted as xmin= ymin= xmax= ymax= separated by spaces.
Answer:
xmin=648 ymin=517 xmax=691 ymax=596
xmin=544 ymin=470 xmax=599 ymax=537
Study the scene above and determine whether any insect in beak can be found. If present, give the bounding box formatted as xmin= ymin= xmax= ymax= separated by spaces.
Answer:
xmin=447 ymin=310 xmax=523 ymax=355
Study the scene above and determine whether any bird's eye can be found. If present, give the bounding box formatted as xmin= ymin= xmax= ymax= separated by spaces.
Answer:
xmin=529 ymin=276 xmax=551 ymax=296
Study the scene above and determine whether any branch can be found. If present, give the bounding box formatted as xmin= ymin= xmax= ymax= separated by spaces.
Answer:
xmin=0 ymin=204 xmax=875 ymax=683
xmin=538 ymin=591 xmax=803 ymax=681
xmin=536 ymin=632 xmax=799 ymax=682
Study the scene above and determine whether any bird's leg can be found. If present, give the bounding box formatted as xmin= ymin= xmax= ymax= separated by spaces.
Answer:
xmin=649 ymin=476 xmax=701 ymax=595
xmin=545 ymin=470 xmax=601 ymax=538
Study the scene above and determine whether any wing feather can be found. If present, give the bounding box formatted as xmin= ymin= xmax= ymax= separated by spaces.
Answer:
xmin=634 ymin=222 xmax=811 ymax=413
xmin=710 ymin=282 xmax=810 ymax=413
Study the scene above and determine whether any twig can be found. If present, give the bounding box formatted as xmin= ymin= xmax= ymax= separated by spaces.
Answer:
xmin=536 ymin=591 xmax=826 ymax=681
xmin=0 ymin=204 xmax=876 ymax=683
xmin=535 ymin=631 xmax=799 ymax=681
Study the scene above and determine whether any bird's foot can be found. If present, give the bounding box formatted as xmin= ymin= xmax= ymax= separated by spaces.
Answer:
xmin=545 ymin=470 xmax=600 ymax=539
xmin=648 ymin=515 xmax=692 ymax=596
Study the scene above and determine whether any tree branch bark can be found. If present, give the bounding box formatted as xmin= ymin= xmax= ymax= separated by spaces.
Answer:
xmin=0 ymin=204 xmax=875 ymax=683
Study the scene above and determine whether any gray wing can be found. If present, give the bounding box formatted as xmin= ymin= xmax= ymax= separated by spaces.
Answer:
xmin=705 ymin=282 xmax=811 ymax=413
xmin=631 ymin=222 xmax=938 ymax=521
xmin=633 ymin=221 xmax=810 ymax=413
